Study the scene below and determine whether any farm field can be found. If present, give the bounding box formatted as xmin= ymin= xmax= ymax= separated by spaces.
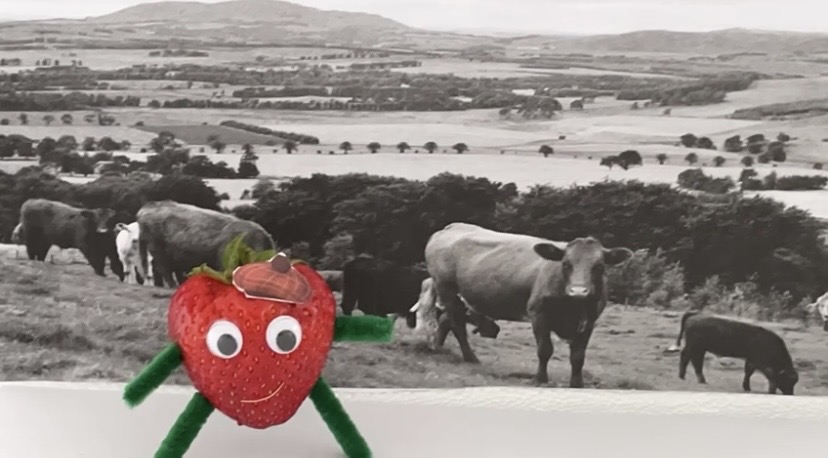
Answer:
xmin=389 ymin=59 xmax=691 ymax=80
xmin=0 ymin=254 xmax=826 ymax=395
xmin=134 ymin=124 xmax=286 ymax=145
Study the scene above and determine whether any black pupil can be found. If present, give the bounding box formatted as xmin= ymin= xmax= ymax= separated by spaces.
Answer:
xmin=277 ymin=330 xmax=297 ymax=352
xmin=217 ymin=334 xmax=238 ymax=356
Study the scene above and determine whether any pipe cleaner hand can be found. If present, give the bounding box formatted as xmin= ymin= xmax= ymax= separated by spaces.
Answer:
xmin=122 ymin=236 xmax=394 ymax=458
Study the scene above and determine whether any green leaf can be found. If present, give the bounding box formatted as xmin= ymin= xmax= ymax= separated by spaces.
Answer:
xmin=253 ymin=249 xmax=277 ymax=262
xmin=221 ymin=234 xmax=246 ymax=272
xmin=189 ymin=264 xmax=231 ymax=284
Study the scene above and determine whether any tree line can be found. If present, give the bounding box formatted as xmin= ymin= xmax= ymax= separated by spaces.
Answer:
xmin=1 ymin=169 xmax=825 ymax=316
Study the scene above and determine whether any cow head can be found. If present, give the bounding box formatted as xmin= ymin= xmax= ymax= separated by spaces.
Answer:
xmin=534 ymin=237 xmax=633 ymax=298
xmin=775 ymin=367 xmax=798 ymax=395
xmin=804 ymin=293 xmax=828 ymax=331
xmin=534 ymin=238 xmax=634 ymax=331
xmin=81 ymin=208 xmax=117 ymax=234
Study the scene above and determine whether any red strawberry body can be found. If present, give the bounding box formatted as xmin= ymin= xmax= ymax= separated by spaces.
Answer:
xmin=168 ymin=262 xmax=336 ymax=429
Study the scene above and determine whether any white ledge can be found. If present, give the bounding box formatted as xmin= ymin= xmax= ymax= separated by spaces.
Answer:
xmin=1 ymin=382 xmax=826 ymax=457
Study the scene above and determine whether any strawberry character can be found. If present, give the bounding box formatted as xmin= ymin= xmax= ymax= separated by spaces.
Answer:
xmin=123 ymin=236 xmax=394 ymax=458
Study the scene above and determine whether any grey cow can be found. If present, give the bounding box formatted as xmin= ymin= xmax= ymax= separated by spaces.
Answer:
xmin=137 ymin=200 xmax=275 ymax=288
xmin=424 ymin=222 xmax=633 ymax=387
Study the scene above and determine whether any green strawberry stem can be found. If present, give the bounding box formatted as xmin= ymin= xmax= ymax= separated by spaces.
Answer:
xmin=310 ymin=377 xmax=372 ymax=458
xmin=154 ymin=392 xmax=215 ymax=458
xmin=123 ymin=343 xmax=183 ymax=408
xmin=333 ymin=316 xmax=395 ymax=342
xmin=187 ymin=234 xmax=277 ymax=283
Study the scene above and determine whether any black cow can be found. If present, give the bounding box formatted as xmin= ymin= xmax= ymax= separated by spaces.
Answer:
xmin=19 ymin=198 xmax=124 ymax=279
xmin=675 ymin=311 xmax=799 ymax=395
xmin=340 ymin=256 xmax=427 ymax=328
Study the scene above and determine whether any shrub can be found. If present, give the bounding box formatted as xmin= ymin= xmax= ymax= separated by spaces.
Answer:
xmin=607 ymin=249 xmax=686 ymax=307
xmin=677 ymin=169 xmax=735 ymax=194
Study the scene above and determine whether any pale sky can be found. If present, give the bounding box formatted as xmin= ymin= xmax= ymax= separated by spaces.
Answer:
xmin=3 ymin=0 xmax=827 ymax=35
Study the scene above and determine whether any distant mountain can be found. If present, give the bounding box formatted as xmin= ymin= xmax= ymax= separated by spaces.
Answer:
xmin=91 ymin=0 xmax=409 ymax=31
xmin=514 ymin=28 xmax=828 ymax=54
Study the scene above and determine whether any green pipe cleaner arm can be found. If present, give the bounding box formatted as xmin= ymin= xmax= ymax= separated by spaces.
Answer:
xmin=310 ymin=377 xmax=372 ymax=458
xmin=333 ymin=316 xmax=394 ymax=343
xmin=123 ymin=343 xmax=183 ymax=408
xmin=153 ymin=392 xmax=215 ymax=458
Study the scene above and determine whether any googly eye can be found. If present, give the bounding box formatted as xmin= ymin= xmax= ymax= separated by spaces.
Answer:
xmin=266 ymin=316 xmax=302 ymax=355
xmin=206 ymin=320 xmax=243 ymax=359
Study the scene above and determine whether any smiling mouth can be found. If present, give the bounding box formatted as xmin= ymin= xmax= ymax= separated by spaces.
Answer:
xmin=240 ymin=383 xmax=284 ymax=404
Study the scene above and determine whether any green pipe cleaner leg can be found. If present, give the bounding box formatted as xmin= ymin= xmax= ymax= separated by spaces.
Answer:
xmin=154 ymin=392 xmax=215 ymax=458
xmin=123 ymin=343 xmax=183 ymax=407
xmin=309 ymin=377 xmax=371 ymax=458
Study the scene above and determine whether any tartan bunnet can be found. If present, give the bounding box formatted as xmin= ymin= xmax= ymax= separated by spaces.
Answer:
xmin=231 ymin=255 xmax=312 ymax=303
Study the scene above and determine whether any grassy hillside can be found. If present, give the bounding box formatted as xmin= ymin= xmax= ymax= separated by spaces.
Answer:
xmin=1 ymin=249 xmax=826 ymax=395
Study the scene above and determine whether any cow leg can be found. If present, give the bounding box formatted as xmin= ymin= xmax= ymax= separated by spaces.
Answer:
xmin=121 ymin=257 xmax=133 ymax=284
xmin=435 ymin=282 xmax=479 ymax=364
xmin=531 ymin=313 xmax=554 ymax=385
xmin=25 ymin=242 xmax=38 ymax=261
xmin=742 ymin=361 xmax=755 ymax=392
xmin=763 ymin=368 xmax=778 ymax=394
xmin=690 ymin=350 xmax=707 ymax=384
xmin=679 ymin=347 xmax=691 ymax=380
xmin=435 ymin=313 xmax=452 ymax=347
xmin=568 ymin=327 xmax=594 ymax=388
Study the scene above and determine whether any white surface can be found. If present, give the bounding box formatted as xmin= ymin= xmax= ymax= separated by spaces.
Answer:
xmin=1 ymin=381 xmax=826 ymax=457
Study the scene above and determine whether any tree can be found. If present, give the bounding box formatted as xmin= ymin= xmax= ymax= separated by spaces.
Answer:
xmin=251 ymin=179 xmax=276 ymax=199
xmin=73 ymin=159 xmax=94 ymax=177
xmin=684 ymin=152 xmax=699 ymax=165
xmin=367 ymin=142 xmax=382 ymax=154
xmin=680 ymin=133 xmax=698 ymax=148
xmin=600 ymin=156 xmax=618 ymax=169
xmin=238 ymin=161 xmax=260 ymax=179
xmin=757 ymin=153 xmax=771 ymax=164
xmin=777 ymin=132 xmax=791 ymax=143
xmin=747 ymin=134 xmax=765 ymax=144
xmin=618 ymin=150 xmax=643 ymax=169
xmin=538 ymin=145 xmax=554 ymax=157
xmin=99 ymin=137 xmax=120 ymax=151
xmin=452 ymin=143 xmax=469 ymax=154
xmin=656 ymin=153 xmax=668 ymax=165
xmin=242 ymin=143 xmax=256 ymax=158
xmin=18 ymin=113 xmax=28 ymax=125
xmin=0 ymin=140 xmax=14 ymax=160
xmin=339 ymin=141 xmax=352 ymax=154
xmin=42 ymin=115 xmax=55 ymax=126
xmin=424 ymin=141 xmax=438 ymax=154
xmin=713 ymin=156 xmax=726 ymax=167
xmin=61 ymin=113 xmax=73 ymax=125
xmin=17 ymin=142 xmax=35 ymax=158
xmin=82 ymin=137 xmax=96 ymax=152
xmin=84 ymin=114 xmax=96 ymax=124
xmin=747 ymin=142 xmax=764 ymax=155
xmin=570 ymin=99 xmax=584 ymax=110
xmin=148 ymin=100 xmax=162 ymax=109
xmin=57 ymin=135 xmax=78 ymax=151
xmin=696 ymin=137 xmax=716 ymax=150
xmin=0 ymin=119 xmax=8 ymax=125
xmin=724 ymin=135 xmax=743 ymax=153
xmin=396 ymin=142 xmax=411 ymax=154
xmin=150 ymin=131 xmax=177 ymax=153
xmin=814 ymin=163 xmax=824 ymax=170
xmin=767 ymin=141 xmax=786 ymax=162
xmin=283 ymin=140 xmax=297 ymax=154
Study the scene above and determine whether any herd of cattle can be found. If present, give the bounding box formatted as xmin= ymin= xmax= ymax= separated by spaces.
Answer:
xmin=8 ymin=198 xmax=828 ymax=396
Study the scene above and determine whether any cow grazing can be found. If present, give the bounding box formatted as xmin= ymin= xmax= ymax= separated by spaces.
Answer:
xmin=318 ymin=270 xmax=344 ymax=292
xmin=339 ymin=256 xmax=428 ymax=328
xmin=424 ymin=222 xmax=633 ymax=387
xmin=137 ymin=201 xmax=275 ymax=288
xmin=674 ymin=311 xmax=799 ymax=395
xmin=410 ymin=276 xmax=501 ymax=350
xmin=19 ymin=198 xmax=124 ymax=278
xmin=10 ymin=223 xmax=24 ymax=244
xmin=115 ymin=222 xmax=154 ymax=285
xmin=804 ymin=292 xmax=828 ymax=331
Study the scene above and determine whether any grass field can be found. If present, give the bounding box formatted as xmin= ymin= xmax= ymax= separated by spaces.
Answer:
xmin=1 ymin=252 xmax=826 ymax=395
xmin=135 ymin=124 xmax=286 ymax=146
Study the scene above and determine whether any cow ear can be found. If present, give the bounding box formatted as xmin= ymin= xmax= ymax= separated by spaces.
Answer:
xmin=80 ymin=210 xmax=95 ymax=221
xmin=604 ymin=247 xmax=634 ymax=266
xmin=533 ymin=242 xmax=566 ymax=261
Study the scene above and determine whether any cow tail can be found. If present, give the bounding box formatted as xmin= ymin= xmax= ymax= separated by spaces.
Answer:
xmin=676 ymin=311 xmax=698 ymax=347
